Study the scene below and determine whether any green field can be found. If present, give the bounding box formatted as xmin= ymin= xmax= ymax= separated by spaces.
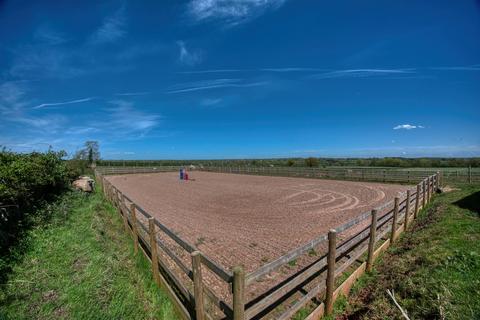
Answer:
xmin=0 ymin=189 xmax=178 ymax=320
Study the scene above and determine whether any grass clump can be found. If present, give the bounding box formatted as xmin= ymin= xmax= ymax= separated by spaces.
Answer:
xmin=0 ymin=187 xmax=177 ymax=320
xmin=340 ymin=184 xmax=480 ymax=319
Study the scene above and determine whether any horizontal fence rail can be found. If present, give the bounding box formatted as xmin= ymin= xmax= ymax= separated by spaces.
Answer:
xmin=95 ymin=166 xmax=442 ymax=319
xmin=199 ymin=165 xmax=478 ymax=184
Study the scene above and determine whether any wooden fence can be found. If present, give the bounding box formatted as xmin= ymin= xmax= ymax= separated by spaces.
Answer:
xmin=95 ymin=163 xmax=479 ymax=184
xmin=200 ymin=165 xmax=478 ymax=184
xmin=95 ymin=166 xmax=440 ymax=319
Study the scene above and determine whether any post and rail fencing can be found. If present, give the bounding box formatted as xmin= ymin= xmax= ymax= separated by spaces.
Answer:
xmin=199 ymin=165 xmax=478 ymax=184
xmin=95 ymin=165 xmax=441 ymax=319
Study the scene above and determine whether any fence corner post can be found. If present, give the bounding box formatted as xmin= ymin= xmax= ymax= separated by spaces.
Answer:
xmin=325 ymin=229 xmax=337 ymax=315
xmin=366 ymin=210 xmax=378 ymax=272
xmin=148 ymin=218 xmax=160 ymax=285
xmin=414 ymin=184 xmax=420 ymax=219
xmin=233 ymin=266 xmax=245 ymax=320
xmin=192 ymin=251 xmax=205 ymax=320
xmin=404 ymin=190 xmax=411 ymax=229
xmin=390 ymin=197 xmax=399 ymax=243
xmin=130 ymin=203 xmax=139 ymax=254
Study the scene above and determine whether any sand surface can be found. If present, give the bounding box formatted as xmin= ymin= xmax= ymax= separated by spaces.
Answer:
xmin=106 ymin=171 xmax=408 ymax=272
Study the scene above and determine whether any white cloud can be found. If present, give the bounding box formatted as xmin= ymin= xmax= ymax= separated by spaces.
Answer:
xmin=177 ymin=40 xmax=202 ymax=66
xmin=393 ymin=124 xmax=424 ymax=130
xmin=89 ymin=6 xmax=127 ymax=44
xmin=188 ymin=0 xmax=286 ymax=25
xmin=105 ymin=99 xmax=160 ymax=133
xmin=33 ymin=97 xmax=95 ymax=110
xmin=312 ymin=69 xmax=415 ymax=79
xmin=166 ymin=78 xmax=268 ymax=93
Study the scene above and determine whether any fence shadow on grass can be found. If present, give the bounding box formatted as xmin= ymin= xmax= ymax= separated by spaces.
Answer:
xmin=453 ymin=191 xmax=480 ymax=216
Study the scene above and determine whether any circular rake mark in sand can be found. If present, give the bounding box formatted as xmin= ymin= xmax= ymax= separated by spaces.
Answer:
xmin=278 ymin=184 xmax=385 ymax=214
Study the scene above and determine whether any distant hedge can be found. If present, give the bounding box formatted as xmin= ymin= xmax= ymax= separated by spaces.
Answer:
xmin=98 ymin=157 xmax=480 ymax=168
xmin=0 ymin=149 xmax=73 ymax=254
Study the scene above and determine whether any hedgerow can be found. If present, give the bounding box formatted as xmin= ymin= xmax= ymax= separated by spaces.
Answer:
xmin=0 ymin=149 xmax=73 ymax=255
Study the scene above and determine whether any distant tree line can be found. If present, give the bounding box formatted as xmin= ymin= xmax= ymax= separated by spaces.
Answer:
xmin=97 ymin=157 xmax=480 ymax=168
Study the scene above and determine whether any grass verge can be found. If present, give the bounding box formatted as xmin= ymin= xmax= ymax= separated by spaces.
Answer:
xmin=334 ymin=184 xmax=480 ymax=319
xmin=0 ymin=187 xmax=178 ymax=320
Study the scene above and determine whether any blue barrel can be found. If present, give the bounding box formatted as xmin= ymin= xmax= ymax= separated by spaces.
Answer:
xmin=179 ymin=168 xmax=184 ymax=180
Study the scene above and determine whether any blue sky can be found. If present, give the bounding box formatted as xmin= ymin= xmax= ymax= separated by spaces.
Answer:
xmin=0 ymin=0 xmax=479 ymax=159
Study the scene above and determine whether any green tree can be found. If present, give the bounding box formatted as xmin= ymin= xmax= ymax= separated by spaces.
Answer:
xmin=74 ymin=141 xmax=100 ymax=165
xmin=305 ymin=157 xmax=319 ymax=167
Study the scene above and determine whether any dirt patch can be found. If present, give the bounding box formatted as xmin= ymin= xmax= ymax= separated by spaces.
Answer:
xmin=42 ymin=290 xmax=58 ymax=303
xmin=106 ymin=172 xmax=407 ymax=273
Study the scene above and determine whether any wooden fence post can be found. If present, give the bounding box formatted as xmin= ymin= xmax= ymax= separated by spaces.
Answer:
xmin=437 ymin=171 xmax=441 ymax=189
xmin=130 ymin=203 xmax=139 ymax=254
xmin=366 ymin=210 xmax=378 ymax=272
xmin=427 ymin=177 xmax=431 ymax=202
xmin=121 ymin=194 xmax=129 ymax=233
xmin=469 ymin=166 xmax=472 ymax=184
xmin=404 ymin=190 xmax=410 ymax=229
xmin=192 ymin=251 xmax=205 ymax=320
xmin=148 ymin=218 xmax=160 ymax=284
xmin=431 ymin=175 xmax=435 ymax=198
xmin=233 ymin=266 xmax=245 ymax=320
xmin=325 ymin=229 xmax=337 ymax=315
xmin=102 ymin=177 xmax=106 ymax=196
xmin=422 ymin=180 xmax=426 ymax=208
xmin=414 ymin=184 xmax=420 ymax=219
xmin=390 ymin=197 xmax=399 ymax=243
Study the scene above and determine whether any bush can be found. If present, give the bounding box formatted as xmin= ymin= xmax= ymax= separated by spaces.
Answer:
xmin=0 ymin=149 xmax=72 ymax=255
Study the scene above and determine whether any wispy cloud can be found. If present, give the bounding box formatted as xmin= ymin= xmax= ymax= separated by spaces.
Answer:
xmin=65 ymin=126 xmax=99 ymax=135
xmin=311 ymin=69 xmax=415 ymax=79
xmin=89 ymin=6 xmax=127 ymax=45
xmin=166 ymin=78 xmax=268 ymax=94
xmin=188 ymin=0 xmax=286 ymax=25
xmin=177 ymin=40 xmax=202 ymax=66
xmin=116 ymin=43 xmax=166 ymax=61
xmin=261 ymin=67 xmax=325 ymax=72
xmin=104 ymin=99 xmax=160 ymax=134
xmin=9 ymin=46 xmax=85 ymax=79
xmin=115 ymin=92 xmax=150 ymax=96
xmin=12 ymin=114 xmax=68 ymax=134
xmin=34 ymin=25 xmax=67 ymax=45
xmin=430 ymin=65 xmax=480 ymax=71
xmin=32 ymin=97 xmax=95 ymax=110
xmin=0 ymin=81 xmax=29 ymax=114
xmin=200 ymin=98 xmax=222 ymax=106
xmin=393 ymin=124 xmax=424 ymax=130
xmin=178 ymin=69 xmax=242 ymax=74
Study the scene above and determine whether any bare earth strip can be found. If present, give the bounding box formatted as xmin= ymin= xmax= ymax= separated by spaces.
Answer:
xmin=106 ymin=171 xmax=408 ymax=274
